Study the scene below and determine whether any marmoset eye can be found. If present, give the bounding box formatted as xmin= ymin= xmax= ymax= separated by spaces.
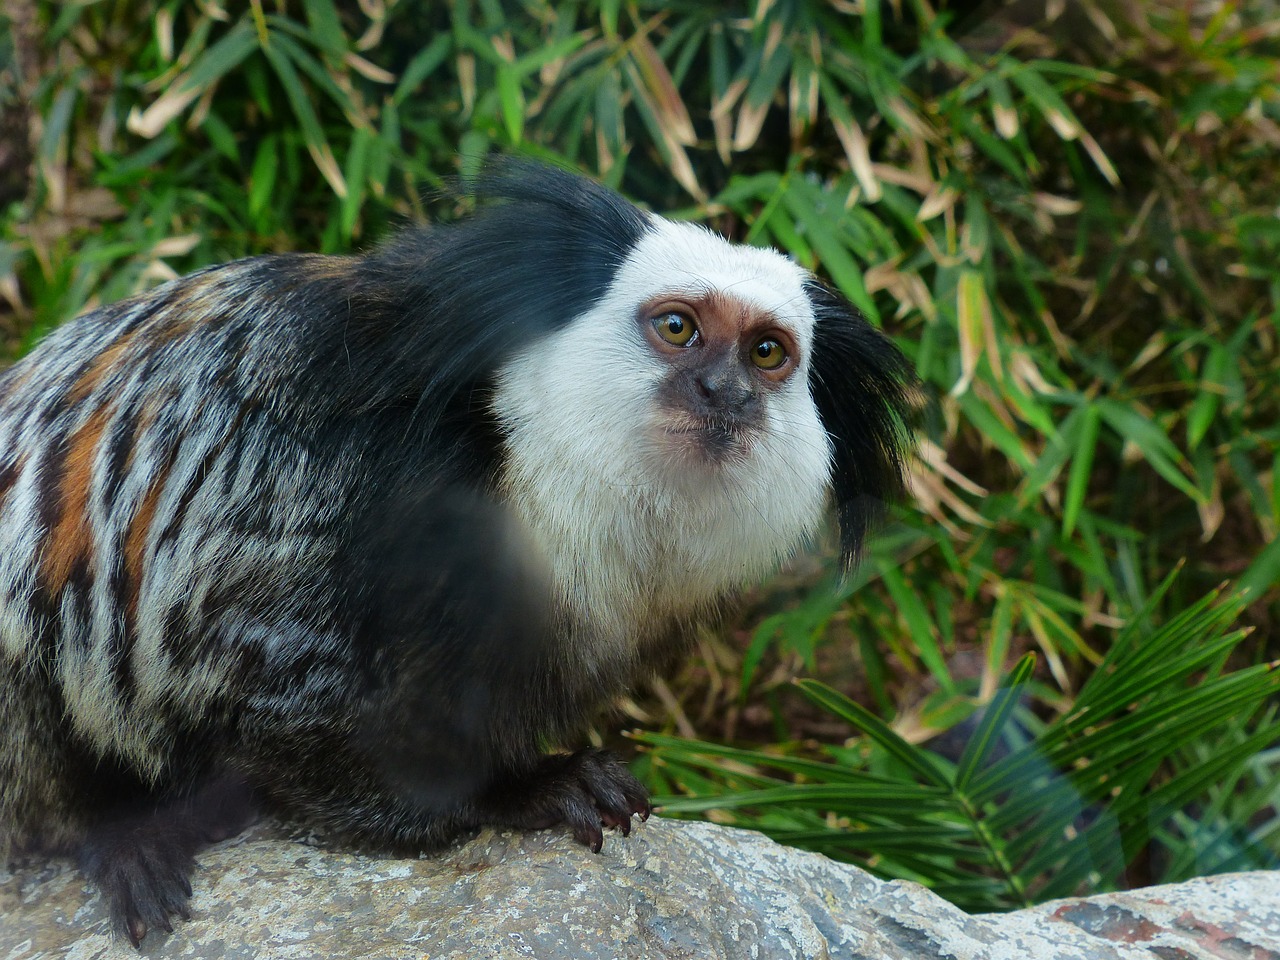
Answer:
xmin=653 ymin=312 xmax=698 ymax=346
xmin=750 ymin=338 xmax=787 ymax=370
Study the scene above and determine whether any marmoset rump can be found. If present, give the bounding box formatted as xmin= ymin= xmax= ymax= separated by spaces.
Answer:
xmin=0 ymin=161 xmax=914 ymax=945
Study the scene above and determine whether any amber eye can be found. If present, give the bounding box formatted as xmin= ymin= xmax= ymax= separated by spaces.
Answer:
xmin=750 ymin=337 xmax=787 ymax=370
xmin=653 ymin=312 xmax=697 ymax=346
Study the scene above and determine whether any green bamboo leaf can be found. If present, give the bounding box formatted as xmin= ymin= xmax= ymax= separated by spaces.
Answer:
xmin=393 ymin=34 xmax=452 ymax=105
xmin=635 ymin=734 xmax=904 ymax=787
xmin=1186 ymin=343 xmax=1229 ymax=449
xmin=248 ymin=134 xmax=279 ymax=220
xmin=1018 ymin=404 xmax=1079 ymax=508
xmin=497 ymin=64 xmax=524 ymax=143
xmin=1139 ymin=726 xmax=1280 ymax=823
xmin=954 ymin=654 xmax=1036 ymax=790
xmin=955 ymin=392 xmax=1034 ymax=471
xmin=986 ymin=590 xmax=1015 ymax=681
xmin=796 ymin=680 xmax=951 ymax=787
xmin=510 ymin=33 xmax=588 ymax=77
xmin=339 ymin=126 xmax=372 ymax=240
xmin=182 ymin=20 xmax=259 ymax=94
xmin=655 ymin=783 xmax=953 ymax=814
xmin=599 ymin=0 xmax=620 ymax=38
xmin=877 ymin=561 xmax=953 ymax=692
xmin=780 ymin=182 xmax=879 ymax=321
xmin=1062 ymin=403 xmax=1100 ymax=536
xmin=1238 ymin=536 xmax=1280 ymax=606
xmin=264 ymin=30 xmax=362 ymax=124
xmin=1096 ymin=398 xmax=1204 ymax=503
xmin=200 ymin=112 xmax=239 ymax=162
xmin=260 ymin=40 xmax=347 ymax=198
xmin=301 ymin=0 xmax=347 ymax=57
xmin=37 ymin=85 xmax=78 ymax=170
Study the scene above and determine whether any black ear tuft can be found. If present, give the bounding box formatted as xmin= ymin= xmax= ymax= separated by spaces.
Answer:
xmin=343 ymin=159 xmax=653 ymax=421
xmin=806 ymin=279 xmax=916 ymax=570
xmin=467 ymin=158 xmax=653 ymax=295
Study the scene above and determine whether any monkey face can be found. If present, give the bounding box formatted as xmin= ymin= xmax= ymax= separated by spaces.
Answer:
xmin=491 ymin=217 xmax=836 ymax=614
xmin=642 ymin=291 xmax=801 ymax=466
xmin=493 ymin=216 xmax=830 ymax=492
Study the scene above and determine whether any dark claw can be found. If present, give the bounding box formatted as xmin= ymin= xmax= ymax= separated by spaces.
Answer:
xmin=483 ymin=748 xmax=651 ymax=852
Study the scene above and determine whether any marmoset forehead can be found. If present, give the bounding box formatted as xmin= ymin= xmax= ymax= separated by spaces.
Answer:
xmin=618 ymin=218 xmax=816 ymax=340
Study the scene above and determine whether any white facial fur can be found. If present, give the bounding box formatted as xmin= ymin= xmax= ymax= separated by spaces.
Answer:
xmin=492 ymin=217 xmax=834 ymax=654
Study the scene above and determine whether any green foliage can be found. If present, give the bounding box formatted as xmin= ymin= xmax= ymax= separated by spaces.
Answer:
xmin=5 ymin=0 xmax=1278 ymax=906
xmin=642 ymin=577 xmax=1280 ymax=910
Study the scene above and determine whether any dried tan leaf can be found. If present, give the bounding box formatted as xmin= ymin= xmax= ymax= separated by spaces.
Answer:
xmin=1198 ymin=471 xmax=1224 ymax=541
xmin=1032 ymin=192 xmax=1082 ymax=216
xmin=831 ymin=114 xmax=881 ymax=201
xmin=355 ymin=0 xmax=388 ymax=51
xmin=187 ymin=83 xmax=216 ymax=130
xmin=596 ymin=128 xmax=615 ymax=172
xmin=128 ymin=86 xmax=202 ymax=138
xmin=197 ymin=0 xmax=232 ymax=23
xmin=788 ymin=70 xmax=818 ymax=142
xmin=345 ymin=52 xmax=395 ymax=84
xmin=491 ymin=35 xmax=515 ymax=63
xmin=712 ymin=109 xmax=732 ymax=163
xmin=625 ymin=61 xmax=704 ymax=199
xmin=665 ymin=137 xmax=704 ymax=201
xmin=457 ymin=52 xmax=476 ymax=115
xmin=917 ymin=185 xmax=959 ymax=222
xmin=65 ymin=188 xmax=125 ymax=220
xmin=917 ymin=439 xmax=989 ymax=497
xmin=152 ymin=235 xmax=202 ymax=258
xmin=884 ymin=94 xmax=932 ymax=141
xmin=1010 ymin=352 xmax=1058 ymax=396
xmin=1079 ymin=128 xmax=1120 ymax=185
xmin=631 ymin=34 xmax=696 ymax=146
xmin=157 ymin=8 xmax=175 ymax=62
xmin=1126 ymin=331 xmax=1167 ymax=375
xmin=993 ymin=102 xmax=1019 ymax=139
xmin=907 ymin=464 xmax=989 ymax=533
xmin=710 ymin=76 xmax=747 ymax=119
xmin=861 ymin=260 xmax=903 ymax=296
xmin=139 ymin=261 xmax=181 ymax=286
xmin=733 ymin=99 xmax=770 ymax=152
xmin=951 ymin=270 xmax=989 ymax=397
xmin=309 ymin=141 xmax=348 ymax=199
xmin=872 ymin=162 xmax=933 ymax=194
xmin=1044 ymin=107 xmax=1080 ymax=139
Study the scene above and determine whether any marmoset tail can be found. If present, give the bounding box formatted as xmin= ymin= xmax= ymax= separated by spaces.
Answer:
xmin=0 ymin=161 xmax=914 ymax=945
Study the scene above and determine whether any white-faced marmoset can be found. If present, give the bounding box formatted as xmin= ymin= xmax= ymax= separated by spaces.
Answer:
xmin=0 ymin=161 xmax=914 ymax=945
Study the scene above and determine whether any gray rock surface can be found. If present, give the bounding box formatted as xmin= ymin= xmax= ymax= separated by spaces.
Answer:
xmin=2 ymin=817 xmax=1277 ymax=959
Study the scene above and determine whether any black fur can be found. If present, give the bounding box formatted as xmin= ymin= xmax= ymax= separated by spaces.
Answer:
xmin=806 ymin=279 xmax=916 ymax=567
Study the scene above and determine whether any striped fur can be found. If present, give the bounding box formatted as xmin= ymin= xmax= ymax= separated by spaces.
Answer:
xmin=0 ymin=161 xmax=914 ymax=942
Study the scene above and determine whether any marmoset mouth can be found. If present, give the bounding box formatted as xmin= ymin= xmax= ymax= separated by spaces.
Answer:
xmin=661 ymin=419 xmax=752 ymax=463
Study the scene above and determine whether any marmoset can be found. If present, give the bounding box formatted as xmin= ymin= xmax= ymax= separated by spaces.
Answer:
xmin=0 ymin=161 xmax=913 ymax=945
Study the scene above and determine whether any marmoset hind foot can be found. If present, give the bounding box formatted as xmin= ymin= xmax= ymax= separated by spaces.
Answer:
xmin=482 ymin=749 xmax=652 ymax=853
xmin=76 ymin=776 xmax=255 ymax=947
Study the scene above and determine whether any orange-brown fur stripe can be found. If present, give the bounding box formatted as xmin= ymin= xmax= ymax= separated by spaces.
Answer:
xmin=68 ymin=337 xmax=133 ymax=405
xmin=43 ymin=406 xmax=111 ymax=593
xmin=124 ymin=468 xmax=166 ymax=625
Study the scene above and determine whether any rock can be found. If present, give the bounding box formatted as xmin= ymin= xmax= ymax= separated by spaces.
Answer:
xmin=2 ymin=817 xmax=1277 ymax=959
